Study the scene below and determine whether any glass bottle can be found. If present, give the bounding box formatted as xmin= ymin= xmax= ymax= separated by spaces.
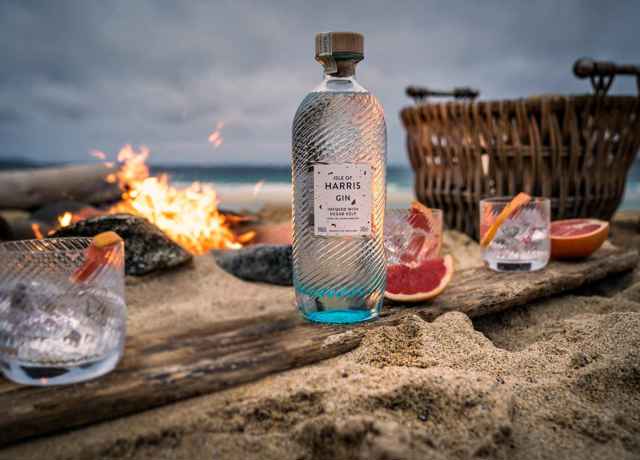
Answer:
xmin=291 ymin=32 xmax=387 ymax=324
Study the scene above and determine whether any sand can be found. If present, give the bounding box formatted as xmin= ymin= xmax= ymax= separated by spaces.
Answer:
xmin=1 ymin=213 xmax=639 ymax=460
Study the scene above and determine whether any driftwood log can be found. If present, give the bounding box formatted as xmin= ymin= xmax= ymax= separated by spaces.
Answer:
xmin=0 ymin=164 xmax=121 ymax=210
xmin=0 ymin=246 xmax=637 ymax=447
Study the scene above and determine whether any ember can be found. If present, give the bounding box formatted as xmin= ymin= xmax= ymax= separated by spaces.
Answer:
xmin=208 ymin=122 xmax=224 ymax=148
xmin=52 ymin=144 xmax=254 ymax=255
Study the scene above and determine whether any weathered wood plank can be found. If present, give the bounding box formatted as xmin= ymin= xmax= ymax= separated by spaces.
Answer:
xmin=0 ymin=247 xmax=637 ymax=447
xmin=413 ymin=246 xmax=640 ymax=320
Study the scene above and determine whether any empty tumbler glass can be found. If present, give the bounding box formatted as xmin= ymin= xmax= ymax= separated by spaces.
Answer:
xmin=480 ymin=197 xmax=551 ymax=272
xmin=0 ymin=237 xmax=126 ymax=385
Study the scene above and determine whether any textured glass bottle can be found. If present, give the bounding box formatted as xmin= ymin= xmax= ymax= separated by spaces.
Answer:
xmin=292 ymin=32 xmax=387 ymax=324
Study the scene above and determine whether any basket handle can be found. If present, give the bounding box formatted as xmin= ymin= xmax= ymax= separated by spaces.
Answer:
xmin=406 ymin=86 xmax=480 ymax=102
xmin=573 ymin=58 xmax=640 ymax=96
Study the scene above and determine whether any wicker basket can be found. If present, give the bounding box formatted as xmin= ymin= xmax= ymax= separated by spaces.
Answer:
xmin=400 ymin=59 xmax=640 ymax=239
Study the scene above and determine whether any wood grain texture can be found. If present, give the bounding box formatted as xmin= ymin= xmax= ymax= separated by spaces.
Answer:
xmin=0 ymin=164 xmax=121 ymax=210
xmin=0 ymin=247 xmax=637 ymax=447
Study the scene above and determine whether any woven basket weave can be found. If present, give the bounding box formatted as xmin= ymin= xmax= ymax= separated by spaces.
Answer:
xmin=400 ymin=59 xmax=640 ymax=238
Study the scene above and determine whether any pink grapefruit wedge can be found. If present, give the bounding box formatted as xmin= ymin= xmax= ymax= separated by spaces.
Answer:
xmin=385 ymin=254 xmax=454 ymax=303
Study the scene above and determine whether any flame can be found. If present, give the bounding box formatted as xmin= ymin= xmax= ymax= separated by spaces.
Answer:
xmin=115 ymin=145 xmax=150 ymax=189
xmin=58 ymin=212 xmax=73 ymax=227
xmin=52 ymin=144 xmax=253 ymax=254
xmin=208 ymin=122 xmax=224 ymax=148
xmin=31 ymin=223 xmax=44 ymax=240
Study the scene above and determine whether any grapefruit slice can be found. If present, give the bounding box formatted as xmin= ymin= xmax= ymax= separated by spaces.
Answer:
xmin=71 ymin=231 xmax=123 ymax=282
xmin=480 ymin=193 xmax=531 ymax=247
xmin=550 ymin=218 xmax=609 ymax=259
xmin=385 ymin=254 xmax=454 ymax=302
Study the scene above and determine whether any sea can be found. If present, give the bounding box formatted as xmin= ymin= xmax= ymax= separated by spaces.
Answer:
xmin=0 ymin=159 xmax=638 ymax=212
xmin=153 ymin=161 xmax=640 ymax=212
xmin=154 ymin=164 xmax=416 ymax=211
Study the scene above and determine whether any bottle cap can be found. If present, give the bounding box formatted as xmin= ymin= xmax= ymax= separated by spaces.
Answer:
xmin=315 ymin=32 xmax=364 ymax=67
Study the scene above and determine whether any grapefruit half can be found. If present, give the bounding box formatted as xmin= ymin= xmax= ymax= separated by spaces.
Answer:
xmin=385 ymin=254 xmax=454 ymax=302
xmin=550 ymin=218 xmax=609 ymax=259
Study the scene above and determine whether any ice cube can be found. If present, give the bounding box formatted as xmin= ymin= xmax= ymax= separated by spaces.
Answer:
xmin=384 ymin=214 xmax=439 ymax=267
xmin=530 ymin=228 xmax=548 ymax=243
xmin=0 ymin=280 xmax=123 ymax=365
xmin=514 ymin=207 xmax=546 ymax=229
xmin=498 ymin=223 xmax=522 ymax=239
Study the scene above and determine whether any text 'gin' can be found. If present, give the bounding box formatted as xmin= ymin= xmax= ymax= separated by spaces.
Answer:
xmin=292 ymin=32 xmax=387 ymax=324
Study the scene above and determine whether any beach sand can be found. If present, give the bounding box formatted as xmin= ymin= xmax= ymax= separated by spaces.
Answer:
xmin=1 ymin=211 xmax=639 ymax=460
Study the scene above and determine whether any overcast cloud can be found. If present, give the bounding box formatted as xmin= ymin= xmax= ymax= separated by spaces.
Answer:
xmin=0 ymin=0 xmax=638 ymax=166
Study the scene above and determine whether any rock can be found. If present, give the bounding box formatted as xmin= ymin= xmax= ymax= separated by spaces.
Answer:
xmin=52 ymin=214 xmax=192 ymax=276
xmin=213 ymin=244 xmax=292 ymax=286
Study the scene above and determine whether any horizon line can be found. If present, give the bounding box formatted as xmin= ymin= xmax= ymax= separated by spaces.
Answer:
xmin=0 ymin=158 xmax=413 ymax=169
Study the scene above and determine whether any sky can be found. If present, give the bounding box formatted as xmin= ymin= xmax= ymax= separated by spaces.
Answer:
xmin=0 ymin=0 xmax=638 ymax=166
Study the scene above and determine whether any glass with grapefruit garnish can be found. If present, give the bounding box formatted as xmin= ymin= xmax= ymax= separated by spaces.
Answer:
xmin=383 ymin=202 xmax=454 ymax=303
xmin=384 ymin=202 xmax=443 ymax=267
xmin=0 ymin=232 xmax=126 ymax=385
xmin=480 ymin=194 xmax=550 ymax=272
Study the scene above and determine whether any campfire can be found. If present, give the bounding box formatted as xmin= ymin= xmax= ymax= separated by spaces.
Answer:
xmin=38 ymin=144 xmax=255 ymax=255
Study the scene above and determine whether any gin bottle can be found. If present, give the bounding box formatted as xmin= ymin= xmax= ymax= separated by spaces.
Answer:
xmin=292 ymin=32 xmax=387 ymax=324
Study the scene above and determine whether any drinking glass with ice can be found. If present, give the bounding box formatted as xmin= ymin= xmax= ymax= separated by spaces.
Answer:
xmin=480 ymin=196 xmax=551 ymax=272
xmin=384 ymin=205 xmax=443 ymax=267
xmin=0 ymin=235 xmax=126 ymax=385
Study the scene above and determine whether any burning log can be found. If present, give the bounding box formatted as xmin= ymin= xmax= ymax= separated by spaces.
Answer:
xmin=0 ymin=164 xmax=121 ymax=210
xmin=12 ymin=145 xmax=255 ymax=252
xmin=0 ymin=209 xmax=42 ymax=240
xmin=31 ymin=200 xmax=98 ymax=223
xmin=52 ymin=214 xmax=192 ymax=276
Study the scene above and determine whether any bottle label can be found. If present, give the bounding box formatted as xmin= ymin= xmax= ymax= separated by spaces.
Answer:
xmin=313 ymin=163 xmax=372 ymax=237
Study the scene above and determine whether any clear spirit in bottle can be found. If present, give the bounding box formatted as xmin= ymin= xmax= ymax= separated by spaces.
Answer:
xmin=292 ymin=32 xmax=387 ymax=324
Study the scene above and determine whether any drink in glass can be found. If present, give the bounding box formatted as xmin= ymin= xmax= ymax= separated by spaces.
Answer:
xmin=384 ymin=207 xmax=443 ymax=266
xmin=0 ymin=237 xmax=126 ymax=385
xmin=480 ymin=197 xmax=550 ymax=272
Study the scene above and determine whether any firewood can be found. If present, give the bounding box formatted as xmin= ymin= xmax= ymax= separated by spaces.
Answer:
xmin=0 ymin=164 xmax=121 ymax=210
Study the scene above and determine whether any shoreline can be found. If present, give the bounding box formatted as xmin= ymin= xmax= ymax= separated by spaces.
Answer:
xmin=191 ymin=180 xmax=640 ymax=213
xmin=209 ymin=182 xmax=416 ymax=213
